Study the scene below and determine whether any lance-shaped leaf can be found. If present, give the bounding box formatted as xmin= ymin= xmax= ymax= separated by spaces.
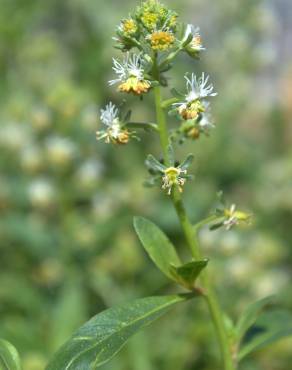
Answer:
xmin=0 ymin=339 xmax=22 ymax=370
xmin=178 ymin=154 xmax=194 ymax=171
xmin=124 ymin=122 xmax=158 ymax=132
xmin=239 ymin=309 xmax=292 ymax=360
xmin=133 ymin=217 xmax=181 ymax=280
xmin=236 ymin=295 xmax=275 ymax=341
xmin=46 ymin=294 xmax=192 ymax=370
xmin=170 ymin=259 xmax=208 ymax=289
xmin=167 ymin=144 xmax=175 ymax=166
xmin=145 ymin=155 xmax=165 ymax=173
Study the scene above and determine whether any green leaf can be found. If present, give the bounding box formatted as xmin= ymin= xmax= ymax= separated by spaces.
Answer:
xmin=236 ymin=295 xmax=275 ymax=341
xmin=239 ymin=309 xmax=292 ymax=360
xmin=170 ymin=260 xmax=208 ymax=289
xmin=145 ymin=155 xmax=165 ymax=173
xmin=179 ymin=154 xmax=194 ymax=171
xmin=46 ymin=294 xmax=192 ymax=370
xmin=125 ymin=122 xmax=158 ymax=131
xmin=0 ymin=339 xmax=22 ymax=370
xmin=170 ymin=88 xmax=183 ymax=99
xmin=133 ymin=217 xmax=181 ymax=280
xmin=167 ymin=144 xmax=175 ymax=166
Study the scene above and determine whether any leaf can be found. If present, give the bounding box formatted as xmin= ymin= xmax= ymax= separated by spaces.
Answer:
xmin=0 ymin=339 xmax=22 ymax=370
xmin=167 ymin=144 xmax=175 ymax=166
xmin=145 ymin=155 xmax=165 ymax=173
xmin=179 ymin=154 xmax=194 ymax=171
xmin=133 ymin=217 xmax=181 ymax=280
xmin=239 ymin=309 xmax=292 ymax=360
xmin=46 ymin=294 xmax=192 ymax=370
xmin=125 ymin=122 xmax=158 ymax=131
xmin=170 ymin=260 xmax=208 ymax=289
xmin=170 ymin=88 xmax=183 ymax=99
xmin=236 ymin=295 xmax=275 ymax=341
xmin=123 ymin=109 xmax=132 ymax=122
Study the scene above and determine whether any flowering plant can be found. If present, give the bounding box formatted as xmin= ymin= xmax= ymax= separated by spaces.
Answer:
xmin=3 ymin=1 xmax=291 ymax=370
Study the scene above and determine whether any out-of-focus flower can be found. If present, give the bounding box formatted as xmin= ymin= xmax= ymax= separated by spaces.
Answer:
xmin=81 ymin=105 xmax=99 ymax=130
xmin=76 ymin=159 xmax=103 ymax=189
xmin=0 ymin=123 xmax=32 ymax=151
xmin=45 ymin=136 xmax=77 ymax=167
xmin=32 ymin=259 xmax=63 ymax=286
xmin=223 ymin=204 xmax=252 ymax=230
xmin=28 ymin=179 xmax=56 ymax=209
xmin=210 ymin=194 xmax=252 ymax=232
xmin=21 ymin=146 xmax=44 ymax=173
xmin=31 ymin=107 xmax=52 ymax=131
xmin=96 ymin=102 xmax=133 ymax=145
xmin=109 ymin=53 xmax=151 ymax=95
xmin=252 ymin=270 xmax=289 ymax=298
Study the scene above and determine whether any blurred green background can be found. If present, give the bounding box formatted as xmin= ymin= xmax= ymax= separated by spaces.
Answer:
xmin=0 ymin=0 xmax=292 ymax=369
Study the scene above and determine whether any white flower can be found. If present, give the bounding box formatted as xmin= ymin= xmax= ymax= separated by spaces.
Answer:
xmin=184 ymin=72 xmax=217 ymax=102
xmin=109 ymin=53 xmax=151 ymax=95
xmin=183 ymin=24 xmax=205 ymax=52
xmin=97 ymin=102 xmax=130 ymax=145
xmin=28 ymin=179 xmax=56 ymax=208
xmin=173 ymin=73 xmax=217 ymax=121
xmin=198 ymin=102 xmax=215 ymax=133
xmin=100 ymin=102 xmax=119 ymax=126
xmin=109 ymin=53 xmax=145 ymax=85
xmin=162 ymin=167 xmax=187 ymax=195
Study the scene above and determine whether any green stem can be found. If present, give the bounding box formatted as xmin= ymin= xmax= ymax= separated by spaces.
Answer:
xmin=193 ymin=214 xmax=218 ymax=232
xmin=153 ymin=84 xmax=236 ymax=370
xmin=154 ymin=86 xmax=170 ymax=164
xmin=161 ymin=97 xmax=180 ymax=109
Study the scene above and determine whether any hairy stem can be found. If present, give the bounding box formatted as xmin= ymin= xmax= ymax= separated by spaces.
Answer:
xmin=153 ymin=84 xmax=236 ymax=370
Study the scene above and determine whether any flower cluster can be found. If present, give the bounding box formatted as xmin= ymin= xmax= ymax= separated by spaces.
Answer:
xmin=114 ymin=0 xmax=178 ymax=52
xmin=97 ymin=0 xmax=250 ymax=225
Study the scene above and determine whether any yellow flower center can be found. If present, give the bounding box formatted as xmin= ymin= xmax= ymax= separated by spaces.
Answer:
xmin=149 ymin=31 xmax=175 ymax=51
xmin=179 ymin=101 xmax=205 ymax=121
xmin=164 ymin=166 xmax=180 ymax=180
xmin=191 ymin=35 xmax=202 ymax=49
xmin=118 ymin=76 xmax=151 ymax=95
xmin=162 ymin=167 xmax=187 ymax=194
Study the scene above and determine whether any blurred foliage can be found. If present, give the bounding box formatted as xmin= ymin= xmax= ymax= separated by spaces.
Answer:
xmin=0 ymin=0 xmax=292 ymax=369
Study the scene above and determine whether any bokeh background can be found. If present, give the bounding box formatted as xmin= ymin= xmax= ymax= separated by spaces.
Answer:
xmin=1 ymin=0 xmax=292 ymax=369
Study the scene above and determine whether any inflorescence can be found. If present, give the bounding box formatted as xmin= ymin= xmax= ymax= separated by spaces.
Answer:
xmin=96 ymin=0 xmax=251 ymax=230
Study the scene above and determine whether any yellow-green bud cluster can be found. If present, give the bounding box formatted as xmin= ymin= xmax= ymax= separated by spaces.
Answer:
xmin=115 ymin=0 xmax=178 ymax=52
